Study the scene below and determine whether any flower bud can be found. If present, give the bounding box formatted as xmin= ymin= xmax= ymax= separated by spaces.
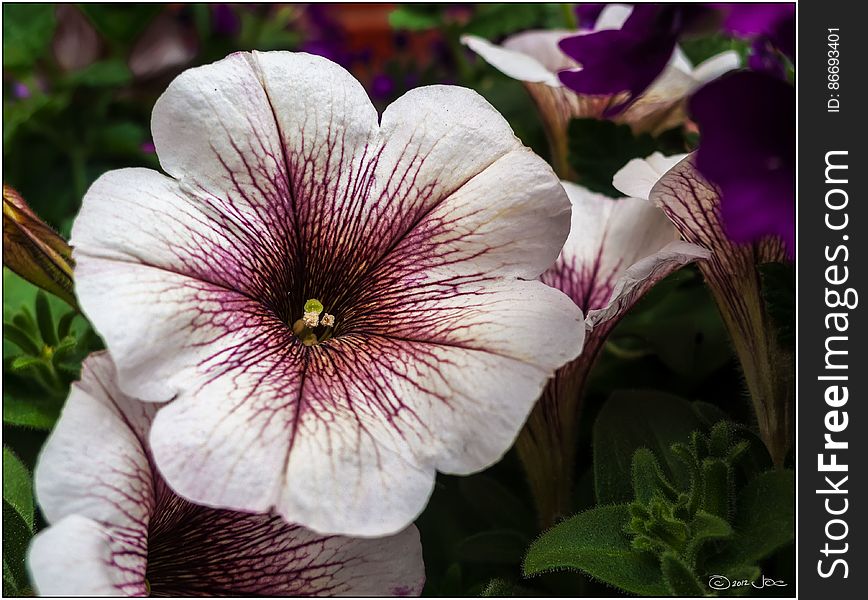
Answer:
xmin=3 ymin=184 xmax=77 ymax=309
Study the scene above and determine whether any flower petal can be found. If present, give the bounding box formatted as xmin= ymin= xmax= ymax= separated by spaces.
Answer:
xmin=146 ymin=498 xmax=424 ymax=596
xmin=461 ymin=33 xmax=565 ymax=86
xmin=585 ymin=240 xmax=709 ymax=328
xmin=151 ymin=52 xmax=291 ymax=223
xmin=34 ymin=352 xmax=155 ymax=533
xmin=31 ymin=354 xmax=425 ymax=595
xmin=151 ymin=278 xmax=583 ymax=536
xmin=691 ymin=50 xmax=741 ymax=83
xmin=612 ymin=151 xmax=688 ymax=200
xmin=28 ymin=515 xmax=147 ymax=597
xmin=649 ymin=154 xmax=787 ymax=267
xmin=545 ymin=182 xmax=685 ymax=315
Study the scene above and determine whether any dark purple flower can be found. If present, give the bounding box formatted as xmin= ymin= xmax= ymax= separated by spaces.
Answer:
xmin=689 ymin=70 xmax=794 ymax=256
xmin=211 ymin=3 xmax=241 ymax=37
xmin=717 ymin=3 xmax=794 ymax=62
xmin=558 ymin=4 xmax=711 ymax=116
xmin=371 ymin=72 xmax=394 ymax=100
xmin=748 ymin=37 xmax=787 ymax=79
xmin=12 ymin=81 xmax=31 ymax=99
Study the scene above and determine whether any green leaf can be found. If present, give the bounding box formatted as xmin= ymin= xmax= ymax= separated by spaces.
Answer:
xmin=631 ymin=448 xmax=677 ymax=505
xmin=700 ymin=458 xmax=732 ymax=520
xmin=567 ymin=118 xmax=657 ymax=196
xmin=709 ymin=470 xmax=795 ymax=571
xmin=480 ymin=578 xmax=537 ymax=597
xmin=388 ymin=5 xmax=443 ymax=30
xmin=759 ymin=262 xmax=795 ymax=349
xmin=611 ymin=275 xmax=732 ymax=382
xmin=686 ymin=511 xmax=733 ymax=561
xmin=3 ymin=373 xmax=63 ymax=430
xmin=680 ymin=34 xmax=749 ymax=68
xmin=692 ymin=401 xmax=729 ymax=428
xmin=661 ymin=551 xmax=705 ymax=596
xmin=63 ymin=59 xmax=133 ymax=87
xmin=34 ymin=291 xmax=57 ymax=347
xmin=2 ymin=447 xmax=34 ymax=529
xmin=78 ymin=4 xmax=161 ymax=42
xmin=2 ymin=4 xmax=56 ymax=70
xmin=524 ymin=505 xmax=668 ymax=596
xmin=3 ymin=559 xmax=20 ymax=596
xmin=95 ymin=121 xmax=147 ymax=157
xmin=2 ymin=500 xmax=33 ymax=593
xmin=594 ymin=391 xmax=705 ymax=504
xmin=3 ymin=322 xmax=40 ymax=356
xmin=464 ymin=4 xmax=561 ymax=39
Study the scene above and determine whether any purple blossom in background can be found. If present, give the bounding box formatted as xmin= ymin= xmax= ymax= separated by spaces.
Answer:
xmin=718 ymin=3 xmax=794 ymax=60
xmin=211 ymin=3 xmax=241 ymax=36
xmin=558 ymin=4 xmax=711 ymax=116
xmin=371 ymin=72 xmax=395 ymax=100
xmin=689 ymin=70 xmax=795 ymax=256
xmin=748 ymin=37 xmax=787 ymax=79
xmin=300 ymin=4 xmax=355 ymax=67
xmin=12 ymin=81 xmax=31 ymax=99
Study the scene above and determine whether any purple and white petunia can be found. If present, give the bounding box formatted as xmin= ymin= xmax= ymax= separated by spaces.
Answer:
xmin=689 ymin=70 xmax=795 ymax=257
xmin=28 ymin=353 xmax=425 ymax=597
xmin=461 ymin=5 xmax=738 ymax=176
xmin=69 ymin=51 xmax=584 ymax=536
xmin=639 ymin=153 xmax=792 ymax=466
xmin=518 ymin=174 xmax=708 ymax=525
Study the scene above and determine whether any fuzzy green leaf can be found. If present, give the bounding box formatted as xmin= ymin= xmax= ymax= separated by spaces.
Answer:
xmin=2 ymin=500 xmax=32 ymax=593
xmin=2 ymin=447 xmax=33 ymax=529
xmin=34 ymin=291 xmax=57 ymax=347
xmin=524 ymin=505 xmax=667 ymax=596
xmin=708 ymin=470 xmax=794 ymax=571
xmin=594 ymin=391 xmax=704 ymax=504
xmin=3 ymin=374 xmax=63 ymax=430
xmin=661 ymin=551 xmax=705 ymax=596
xmin=700 ymin=458 xmax=732 ymax=520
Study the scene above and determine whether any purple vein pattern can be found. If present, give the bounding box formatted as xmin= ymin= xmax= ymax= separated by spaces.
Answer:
xmin=28 ymin=353 xmax=425 ymax=597
xmin=518 ymin=179 xmax=708 ymax=523
xmin=69 ymin=51 xmax=584 ymax=536
xmin=649 ymin=155 xmax=791 ymax=465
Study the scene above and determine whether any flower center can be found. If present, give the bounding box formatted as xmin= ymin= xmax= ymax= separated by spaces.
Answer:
xmin=292 ymin=298 xmax=336 ymax=346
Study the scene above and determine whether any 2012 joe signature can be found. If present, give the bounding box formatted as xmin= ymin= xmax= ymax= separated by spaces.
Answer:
xmin=707 ymin=574 xmax=788 ymax=591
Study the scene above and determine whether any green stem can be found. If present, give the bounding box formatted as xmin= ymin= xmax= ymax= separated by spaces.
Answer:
xmin=561 ymin=3 xmax=578 ymax=30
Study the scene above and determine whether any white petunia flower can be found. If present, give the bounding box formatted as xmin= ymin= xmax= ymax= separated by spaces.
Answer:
xmin=69 ymin=51 xmax=584 ymax=536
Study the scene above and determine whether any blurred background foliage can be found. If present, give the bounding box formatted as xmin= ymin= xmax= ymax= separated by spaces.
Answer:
xmin=2 ymin=4 xmax=789 ymax=596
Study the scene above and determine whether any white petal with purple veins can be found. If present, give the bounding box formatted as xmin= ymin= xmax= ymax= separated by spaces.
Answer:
xmin=29 ymin=353 xmax=425 ymax=596
xmin=29 ymin=515 xmax=147 ymax=597
xmin=71 ymin=51 xmax=582 ymax=536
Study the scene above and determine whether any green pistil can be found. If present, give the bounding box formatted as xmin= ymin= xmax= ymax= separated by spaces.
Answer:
xmin=294 ymin=298 xmax=335 ymax=346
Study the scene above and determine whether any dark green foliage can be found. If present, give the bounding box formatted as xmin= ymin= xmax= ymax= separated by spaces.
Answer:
xmin=567 ymin=119 xmax=658 ymax=196
xmin=527 ymin=408 xmax=794 ymax=596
